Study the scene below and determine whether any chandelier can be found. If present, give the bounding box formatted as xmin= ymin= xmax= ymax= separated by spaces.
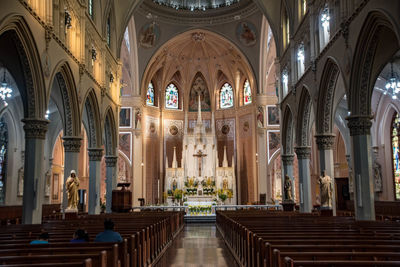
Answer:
xmin=0 ymin=70 xmax=12 ymax=105
xmin=384 ymin=62 xmax=400 ymax=100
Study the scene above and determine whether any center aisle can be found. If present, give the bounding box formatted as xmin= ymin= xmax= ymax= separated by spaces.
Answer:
xmin=155 ymin=223 xmax=238 ymax=267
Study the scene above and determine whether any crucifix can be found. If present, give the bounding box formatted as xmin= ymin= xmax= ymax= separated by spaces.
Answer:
xmin=193 ymin=150 xmax=207 ymax=177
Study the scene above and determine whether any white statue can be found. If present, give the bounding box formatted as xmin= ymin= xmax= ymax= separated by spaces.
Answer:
xmin=318 ymin=170 xmax=333 ymax=208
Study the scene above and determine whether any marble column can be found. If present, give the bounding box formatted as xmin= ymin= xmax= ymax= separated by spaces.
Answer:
xmin=281 ymin=154 xmax=295 ymax=201
xmin=315 ymin=134 xmax=336 ymax=215
xmin=295 ymin=146 xmax=312 ymax=213
xmin=347 ymin=115 xmax=375 ymax=221
xmin=62 ymin=136 xmax=81 ymax=211
xmin=105 ymin=156 xmax=118 ymax=213
xmin=88 ymin=148 xmax=103 ymax=215
xmin=21 ymin=118 xmax=48 ymax=224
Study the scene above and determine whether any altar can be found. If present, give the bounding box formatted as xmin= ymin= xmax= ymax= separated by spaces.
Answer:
xmin=165 ymin=95 xmax=237 ymax=206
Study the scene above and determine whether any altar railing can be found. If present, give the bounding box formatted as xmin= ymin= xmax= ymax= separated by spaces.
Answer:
xmin=131 ymin=204 xmax=283 ymax=215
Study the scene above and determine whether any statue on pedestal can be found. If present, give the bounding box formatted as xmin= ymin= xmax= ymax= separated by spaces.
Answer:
xmin=284 ymin=175 xmax=293 ymax=201
xmin=172 ymin=178 xmax=177 ymax=191
xmin=66 ymin=170 xmax=79 ymax=210
xmin=318 ymin=170 xmax=332 ymax=208
xmin=223 ymin=177 xmax=228 ymax=190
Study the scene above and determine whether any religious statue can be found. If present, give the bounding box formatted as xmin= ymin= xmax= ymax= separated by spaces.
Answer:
xmin=373 ymin=160 xmax=383 ymax=192
xmin=318 ymin=170 xmax=333 ymax=208
xmin=66 ymin=170 xmax=79 ymax=210
xmin=223 ymin=177 xmax=229 ymax=190
xmin=135 ymin=108 xmax=141 ymax=130
xmin=284 ymin=175 xmax=293 ymax=201
xmin=172 ymin=178 xmax=177 ymax=191
xmin=257 ymin=106 xmax=264 ymax=128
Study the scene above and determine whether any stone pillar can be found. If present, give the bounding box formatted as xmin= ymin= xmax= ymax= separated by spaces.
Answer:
xmin=347 ymin=116 xmax=375 ymax=220
xmin=21 ymin=118 xmax=48 ymax=224
xmin=281 ymin=154 xmax=295 ymax=200
xmin=315 ymin=134 xmax=336 ymax=215
xmin=88 ymin=148 xmax=103 ymax=215
xmin=295 ymin=146 xmax=312 ymax=213
xmin=257 ymin=127 xmax=268 ymax=201
xmin=62 ymin=136 xmax=81 ymax=211
xmin=105 ymin=156 xmax=118 ymax=213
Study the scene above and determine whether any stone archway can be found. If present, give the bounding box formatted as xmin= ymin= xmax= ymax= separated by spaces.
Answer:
xmin=347 ymin=11 xmax=400 ymax=220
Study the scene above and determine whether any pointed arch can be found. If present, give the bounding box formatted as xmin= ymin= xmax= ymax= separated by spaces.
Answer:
xmin=189 ymin=72 xmax=211 ymax=112
xmin=49 ymin=62 xmax=81 ymax=137
xmin=0 ymin=15 xmax=46 ymax=118
xmin=349 ymin=11 xmax=400 ymax=117
xmin=282 ymin=105 xmax=294 ymax=154
xmin=316 ymin=58 xmax=340 ymax=134
xmin=296 ymin=87 xmax=312 ymax=147
xmin=82 ymin=89 xmax=102 ymax=148
xmin=104 ymin=107 xmax=117 ymax=156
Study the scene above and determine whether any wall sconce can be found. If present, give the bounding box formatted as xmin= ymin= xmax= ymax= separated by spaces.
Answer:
xmin=65 ymin=10 xmax=72 ymax=29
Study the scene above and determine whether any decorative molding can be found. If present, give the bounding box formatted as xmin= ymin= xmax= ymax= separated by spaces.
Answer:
xmin=295 ymin=146 xmax=311 ymax=159
xmin=318 ymin=64 xmax=339 ymax=134
xmin=346 ymin=115 xmax=372 ymax=136
xmin=56 ymin=72 xmax=73 ymax=136
xmin=105 ymin=156 xmax=118 ymax=167
xmin=62 ymin=136 xmax=82 ymax=152
xmin=88 ymin=148 xmax=103 ymax=161
xmin=85 ymin=100 xmax=97 ymax=147
xmin=315 ymin=134 xmax=335 ymax=150
xmin=22 ymin=118 xmax=49 ymax=139
xmin=297 ymin=93 xmax=311 ymax=146
xmin=281 ymin=154 xmax=295 ymax=165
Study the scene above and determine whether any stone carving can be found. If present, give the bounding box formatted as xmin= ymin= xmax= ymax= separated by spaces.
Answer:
xmin=298 ymin=93 xmax=311 ymax=146
xmin=284 ymin=175 xmax=293 ymax=201
xmin=281 ymin=154 xmax=294 ymax=166
xmin=347 ymin=115 xmax=372 ymax=136
xmin=66 ymin=170 xmax=79 ymax=210
xmin=164 ymin=120 xmax=183 ymax=138
xmin=315 ymin=134 xmax=335 ymax=150
xmin=257 ymin=106 xmax=264 ymax=128
xmin=192 ymin=32 xmax=205 ymax=42
xmin=373 ymin=160 xmax=383 ymax=192
xmin=189 ymin=74 xmax=211 ymax=112
xmin=105 ymin=156 xmax=118 ymax=167
xmin=88 ymin=148 xmax=103 ymax=161
xmin=22 ymin=118 xmax=48 ymax=139
xmin=56 ymin=72 xmax=73 ymax=136
xmin=295 ymin=146 xmax=311 ymax=160
xmin=17 ymin=167 xmax=24 ymax=196
xmin=104 ymin=116 xmax=113 ymax=156
xmin=12 ymin=32 xmax=36 ymax=117
xmin=135 ymin=108 xmax=141 ymax=129
xmin=62 ymin=136 xmax=82 ymax=153
xmin=85 ymin=100 xmax=97 ymax=147
xmin=318 ymin=64 xmax=339 ymax=134
xmin=318 ymin=170 xmax=333 ymax=208
xmin=145 ymin=116 xmax=159 ymax=137
xmin=216 ymin=119 xmax=235 ymax=139
xmin=284 ymin=112 xmax=293 ymax=154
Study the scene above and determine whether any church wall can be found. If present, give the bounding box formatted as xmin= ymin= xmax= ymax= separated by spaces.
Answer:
xmin=144 ymin=114 xmax=160 ymax=204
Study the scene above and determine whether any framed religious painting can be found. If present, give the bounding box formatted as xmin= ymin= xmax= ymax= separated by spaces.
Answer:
xmin=119 ymin=107 xmax=132 ymax=128
xmin=267 ymin=105 xmax=280 ymax=126
xmin=119 ymin=132 xmax=132 ymax=164
xmin=52 ymin=173 xmax=59 ymax=200
xmin=267 ymin=130 xmax=280 ymax=163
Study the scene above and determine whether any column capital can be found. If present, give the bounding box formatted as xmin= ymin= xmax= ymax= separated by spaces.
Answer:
xmin=295 ymin=146 xmax=311 ymax=159
xmin=346 ymin=115 xmax=373 ymax=136
xmin=315 ymin=134 xmax=335 ymax=150
xmin=62 ymin=136 xmax=82 ymax=152
xmin=88 ymin=148 xmax=103 ymax=161
xmin=281 ymin=154 xmax=295 ymax=165
xmin=22 ymin=118 xmax=49 ymax=139
xmin=105 ymin=156 xmax=118 ymax=167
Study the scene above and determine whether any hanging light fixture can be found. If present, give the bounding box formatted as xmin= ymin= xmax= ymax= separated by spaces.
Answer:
xmin=385 ymin=62 xmax=400 ymax=100
xmin=0 ymin=69 xmax=12 ymax=105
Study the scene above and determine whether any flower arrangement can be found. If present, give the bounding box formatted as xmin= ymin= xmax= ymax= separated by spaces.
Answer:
xmin=218 ymin=189 xmax=227 ymax=203
xmin=188 ymin=205 xmax=212 ymax=215
xmin=174 ymin=189 xmax=183 ymax=200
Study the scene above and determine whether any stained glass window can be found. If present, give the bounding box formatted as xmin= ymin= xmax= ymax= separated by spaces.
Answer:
xmin=392 ymin=113 xmax=400 ymax=200
xmin=165 ymin=83 xmax=178 ymax=109
xmin=244 ymin=79 xmax=252 ymax=105
xmin=106 ymin=16 xmax=111 ymax=47
xmin=146 ymin=82 xmax=154 ymax=106
xmin=220 ymin=83 xmax=234 ymax=109
xmin=88 ymin=0 xmax=93 ymax=19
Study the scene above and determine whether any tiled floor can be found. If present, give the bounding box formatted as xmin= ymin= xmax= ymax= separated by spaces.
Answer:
xmin=155 ymin=223 xmax=239 ymax=267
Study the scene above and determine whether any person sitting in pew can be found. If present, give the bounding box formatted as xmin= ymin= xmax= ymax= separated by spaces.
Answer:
xmin=30 ymin=232 xmax=49 ymax=244
xmin=94 ymin=219 xmax=122 ymax=243
xmin=71 ymin=229 xmax=89 ymax=243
